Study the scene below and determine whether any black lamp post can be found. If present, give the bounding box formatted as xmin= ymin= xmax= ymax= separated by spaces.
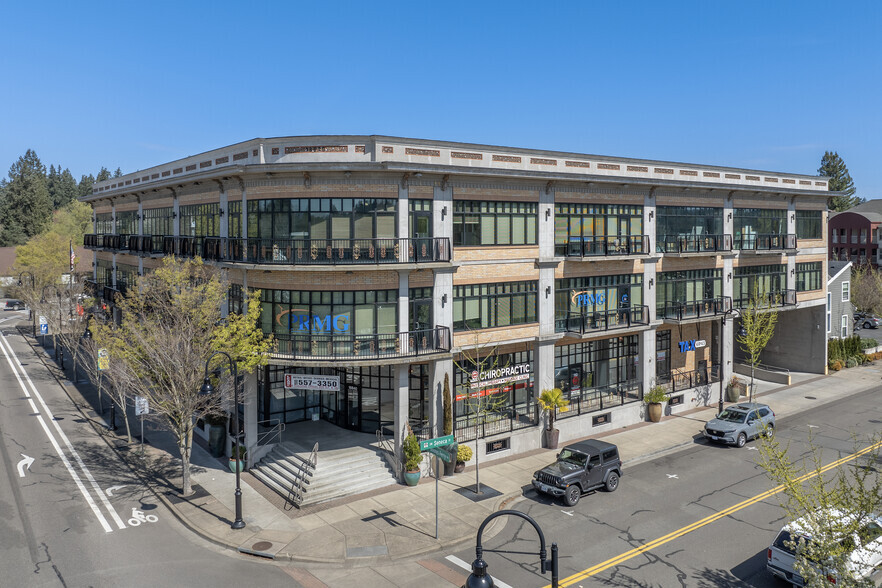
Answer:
xmin=463 ymin=510 xmax=558 ymax=588
xmin=200 ymin=350 xmax=246 ymax=530
xmin=717 ymin=307 xmax=741 ymax=414
xmin=17 ymin=271 xmax=35 ymax=334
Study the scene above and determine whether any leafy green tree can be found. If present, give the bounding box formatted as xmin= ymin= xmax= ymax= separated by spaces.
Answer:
xmin=758 ymin=431 xmax=882 ymax=587
xmin=54 ymin=200 xmax=93 ymax=245
xmin=851 ymin=265 xmax=882 ymax=316
xmin=819 ymin=151 xmax=861 ymax=211
xmin=737 ymin=283 xmax=779 ymax=400
xmin=93 ymin=258 xmax=272 ymax=495
xmin=0 ymin=149 xmax=53 ymax=246
xmin=13 ymin=231 xmax=71 ymax=288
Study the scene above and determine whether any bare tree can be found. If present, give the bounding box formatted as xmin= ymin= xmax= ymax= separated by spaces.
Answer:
xmin=94 ymin=258 xmax=271 ymax=495
xmin=850 ymin=264 xmax=882 ymax=316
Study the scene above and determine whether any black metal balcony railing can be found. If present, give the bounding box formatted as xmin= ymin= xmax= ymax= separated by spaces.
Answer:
xmin=453 ymin=403 xmax=539 ymax=444
xmin=128 ymin=235 xmax=165 ymax=254
xmin=734 ymin=233 xmax=797 ymax=251
xmin=102 ymin=285 xmax=120 ymax=302
xmin=657 ymin=234 xmax=732 ymax=254
xmin=163 ymin=236 xmax=204 ymax=258
xmin=84 ymin=279 xmax=99 ymax=297
xmin=734 ymin=289 xmax=796 ymax=309
xmin=555 ymin=379 xmax=642 ymax=420
xmin=558 ymin=235 xmax=649 ymax=257
xmin=657 ymin=367 xmax=717 ymax=392
xmin=561 ymin=305 xmax=649 ymax=334
xmin=658 ymin=296 xmax=732 ymax=321
xmin=270 ymin=326 xmax=451 ymax=361
xmin=202 ymin=237 xmax=452 ymax=265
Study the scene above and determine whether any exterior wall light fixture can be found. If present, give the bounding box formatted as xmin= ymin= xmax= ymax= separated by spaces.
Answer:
xmin=727 ymin=272 xmax=732 ymax=281
xmin=727 ymin=212 xmax=732 ymax=221
xmin=545 ymin=286 xmax=552 ymax=297
xmin=218 ymin=208 xmax=225 ymax=216
xmin=442 ymin=293 xmax=448 ymax=306
xmin=545 ymin=208 xmax=551 ymax=220
xmin=441 ymin=206 xmax=448 ymax=219
xmin=648 ymin=210 xmax=654 ymax=220
xmin=791 ymin=213 xmax=795 ymax=221
xmin=648 ymin=278 xmax=654 ymax=287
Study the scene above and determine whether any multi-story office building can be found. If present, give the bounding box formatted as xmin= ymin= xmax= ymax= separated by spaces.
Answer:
xmin=829 ymin=200 xmax=882 ymax=267
xmin=81 ymin=135 xmax=829 ymax=476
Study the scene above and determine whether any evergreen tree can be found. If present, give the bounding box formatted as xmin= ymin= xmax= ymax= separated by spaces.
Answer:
xmin=47 ymin=164 xmax=58 ymax=205
xmin=0 ymin=149 xmax=52 ymax=246
xmin=819 ymin=151 xmax=861 ymax=211
xmin=96 ymin=167 xmax=111 ymax=182
xmin=78 ymin=173 xmax=95 ymax=199
xmin=113 ymin=167 xmax=122 ymax=178
xmin=55 ymin=168 xmax=78 ymax=207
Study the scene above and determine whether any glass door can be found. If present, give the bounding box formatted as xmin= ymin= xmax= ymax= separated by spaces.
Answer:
xmin=411 ymin=211 xmax=432 ymax=261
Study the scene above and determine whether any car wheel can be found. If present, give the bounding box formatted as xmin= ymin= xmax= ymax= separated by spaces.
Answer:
xmin=864 ymin=321 xmax=872 ymax=329
xmin=605 ymin=472 xmax=619 ymax=492
xmin=736 ymin=432 xmax=747 ymax=448
xmin=765 ymin=423 xmax=775 ymax=438
xmin=564 ymin=485 xmax=581 ymax=507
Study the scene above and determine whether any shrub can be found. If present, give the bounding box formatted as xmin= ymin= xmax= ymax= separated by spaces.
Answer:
xmin=403 ymin=433 xmax=422 ymax=471
xmin=846 ymin=357 xmax=858 ymax=368
xmin=644 ymin=384 xmax=669 ymax=404
xmin=829 ymin=360 xmax=842 ymax=371
xmin=457 ymin=444 xmax=473 ymax=463
xmin=861 ymin=337 xmax=878 ymax=350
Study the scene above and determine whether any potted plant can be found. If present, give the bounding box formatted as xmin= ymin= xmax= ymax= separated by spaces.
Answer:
xmin=229 ymin=444 xmax=246 ymax=473
xmin=441 ymin=373 xmax=456 ymax=476
xmin=402 ymin=432 xmax=422 ymax=486
xmin=726 ymin=375 xmax=743 ymax=402
xmin=455 ymin=444 xmax=473 ymax=473
xmin=204 ymin=412 xmax=227 ymax=458
xmin=538 ymin=387 xmax=569 ymax=449
xmin=644 ymin=383 xmax=669 ymax=423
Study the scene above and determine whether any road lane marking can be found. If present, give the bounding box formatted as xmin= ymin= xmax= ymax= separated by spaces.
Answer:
xmin=17 ymin=454 xmax=35 ymax=477
xmin=446 ymin=554 xmax=515 ymax=588
xmin=0 ymin=332 xmax=127 ymax=531
xmin=549 ymin=439 xmax=882 ymax=587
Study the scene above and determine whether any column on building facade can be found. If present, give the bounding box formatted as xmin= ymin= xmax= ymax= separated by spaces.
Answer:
xmin=239 ymin=178 xmax=247 ymax=241
xmin=639 ymin=329 xmax=654 ymax=393
xmin=534 ymin=185 xmax=557 ymax=397
xmin=721 ymin=198 xmax=736 ymax=390
xmin=431 ymin=183 xmax=454 ymax=436
xmin=172 ymin=192 xmax=180 ymax=236
xmin=787 ymin=198 xmax=797 ymax=291
xmin=137 ymin=200 xmax=144 ymax=277
xmin=218 ymin=181 xmax=228 ymax=239
xmin=242 ymin=371 xmax=258 ymax=466
xmin=392 ymin=364 xmax=409 ymax=476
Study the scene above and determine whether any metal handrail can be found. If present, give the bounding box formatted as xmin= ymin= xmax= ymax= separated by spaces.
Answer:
xmin=256 ymin=418 xmax=285 ymax=447
xmin=376 ymin=429 xmax=401 ymax=479
xmin=658 ymin=296 xmax=732 ymax=321
xmin=290 ymin=441 xmax=319 ymax=508
xmin=734 ymin=233 xmax=797 ymax=250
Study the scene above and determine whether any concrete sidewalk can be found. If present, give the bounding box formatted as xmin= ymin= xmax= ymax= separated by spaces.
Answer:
xmin=25 ymin=327 xmax=882 ymax=571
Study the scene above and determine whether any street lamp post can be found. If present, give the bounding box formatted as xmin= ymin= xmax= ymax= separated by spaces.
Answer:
xmin=463 ymin=510 xmax=558 ymax=588
xmin=718 ymin=307 xmax=741 ymax=414
xmin=200 ymin=350 xmax=246 ymax=530
xmin=17 ymin=271 xmax=35 ymax=335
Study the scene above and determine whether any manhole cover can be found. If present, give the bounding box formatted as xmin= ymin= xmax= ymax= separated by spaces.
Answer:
xmin=804 ymin=396 xmax=817 ymax=400
xmin=251 ymin=541 xmax=273 ymax=551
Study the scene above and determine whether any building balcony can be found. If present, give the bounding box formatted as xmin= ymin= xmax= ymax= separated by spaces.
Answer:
xmin=659 ymin=296 xmax=732 ymax=322
xmin=200 ymin=237 xmax=452 ymax=266
xmin=128 ymin=235 xmax=165 ymax=255
xmin=269 ymin=326 xmax=451 ymax=361
xmin=657 ymin=234 xmax=732 ymax=255
xmin=734 ymin=233 xmax=797 ymax=251
xmin=557 ymin=235 xmax=650 ymax=258
xmin=734 ymin=289 xmax=796 ymax=309
xmin=559 ymin=305 xmax=650 ymax=335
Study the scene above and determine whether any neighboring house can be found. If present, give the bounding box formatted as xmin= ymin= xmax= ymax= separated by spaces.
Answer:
xmin=827 ymin=260 xmax=853 ymax=339
xmin=829 ymin=199 xmax=882 ymax=267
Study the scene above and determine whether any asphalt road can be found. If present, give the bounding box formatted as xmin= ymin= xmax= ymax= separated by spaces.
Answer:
xmin=438 ymin=386 xmax=882 ymax=587
xmin=0 ymin=316 xmax=298 ymax=587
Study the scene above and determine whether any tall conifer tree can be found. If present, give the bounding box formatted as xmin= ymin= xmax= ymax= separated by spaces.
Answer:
xmin=819 ymin=151 xmax=861 ymax=211
xmin=0 ymin=149 xmax=52 ymax=246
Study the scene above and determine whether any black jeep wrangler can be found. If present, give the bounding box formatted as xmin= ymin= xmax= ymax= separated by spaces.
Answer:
xmin=532 ymin=439 xmax=623 ymax=506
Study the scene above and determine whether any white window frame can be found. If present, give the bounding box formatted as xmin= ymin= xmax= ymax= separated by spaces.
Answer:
xmin=826 ymin=292 xmax=832 ymax=333
xmin=842 ymin=281 xmax=850 ymax=302
xmin=841 ymin=315 xmax=848 ymax=338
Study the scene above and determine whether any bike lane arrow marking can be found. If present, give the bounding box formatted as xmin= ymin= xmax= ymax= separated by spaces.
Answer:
xmin=106 ymin=485 xmax=127 ymax=497
xmin=17 ymin=454 xmax=35 ymax=477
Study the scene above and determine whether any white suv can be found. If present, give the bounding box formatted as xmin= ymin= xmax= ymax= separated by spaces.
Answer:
xmin=767 ymin=509 xmax=882 ymax=586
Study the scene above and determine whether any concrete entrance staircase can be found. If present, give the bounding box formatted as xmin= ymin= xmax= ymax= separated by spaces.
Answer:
xmin=250 ymin=441 xmax=398 ymax=507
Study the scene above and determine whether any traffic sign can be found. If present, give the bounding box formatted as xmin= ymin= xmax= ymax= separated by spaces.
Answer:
xmin=427 ymin=446 xmax=457 ymax=463
xmin=134 ymin=396 xmax=149 ymax=416
xmin=39 ymin=316 xmax=48 ymax=335
xmin=419 ymin=434 xmax=455 ymax=451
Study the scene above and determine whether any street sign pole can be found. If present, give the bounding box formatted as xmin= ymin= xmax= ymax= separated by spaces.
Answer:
xmin=435 ymin=454 xmax=439 ymax=539
xmin=419 ymin=435 xmax=457 ymax=541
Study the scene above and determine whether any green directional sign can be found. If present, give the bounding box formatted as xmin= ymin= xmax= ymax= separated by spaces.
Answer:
xmin=427 ymin=446 xmax=456 ymax=463
xmin=419 ymin=434 xmax=455 ymax=451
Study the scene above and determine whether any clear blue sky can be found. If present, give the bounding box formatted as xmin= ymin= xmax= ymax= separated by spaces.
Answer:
xmin=2 ymin=1 xmax=880 ymax=196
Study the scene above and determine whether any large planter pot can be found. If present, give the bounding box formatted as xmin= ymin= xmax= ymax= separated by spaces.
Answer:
xmin=403 ymin=470 xmax=421 ymax=486
xmin=454 ymin=461 xmax=466 ymax=473
xmin=208 ymin=424 xmax=226 ymax=458
xmin=228 ymin=458 xmax=245 ymax=473
xmin=543 ymin=428 xmax=560 ymax=449
xmin=443 ymin=459 xmax=456 ymax=476
xmin=647 ymin=402 xmax=663 ymax=423
xmin=725 ymin=384 xmax=741 ymax=403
